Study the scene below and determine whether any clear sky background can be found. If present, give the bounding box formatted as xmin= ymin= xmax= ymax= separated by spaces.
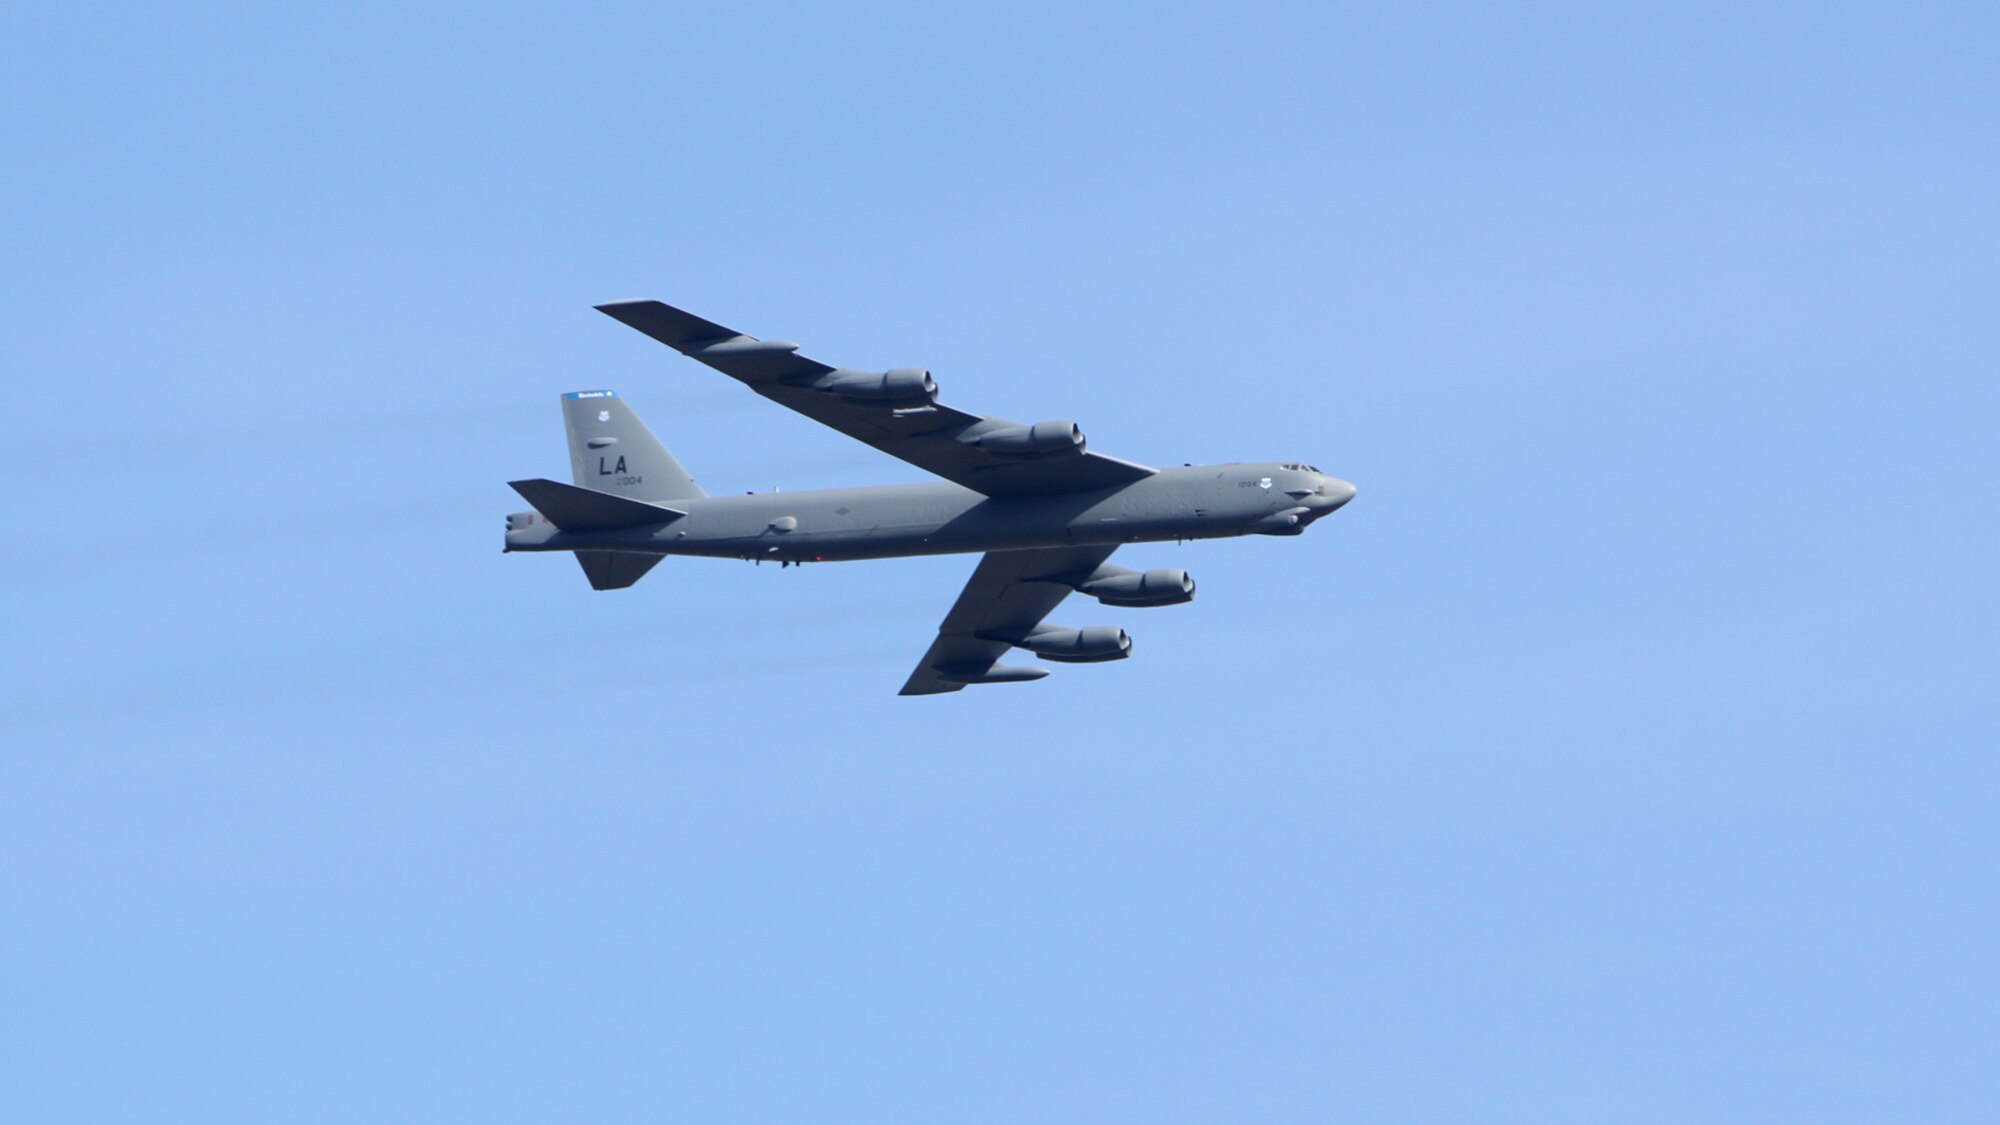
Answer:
xmin=4 ymin=2 xmax=1995 ymax=1121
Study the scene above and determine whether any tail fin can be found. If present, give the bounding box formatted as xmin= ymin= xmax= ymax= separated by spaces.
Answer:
xmin=562 ymin=391 xmax=706 ymax=502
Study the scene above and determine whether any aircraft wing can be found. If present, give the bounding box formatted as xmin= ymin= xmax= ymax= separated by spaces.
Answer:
xmin=595 ymin=300 xmax=1156 ymax=498
xmin=899 ymin=544 xmax=1118 ymax=696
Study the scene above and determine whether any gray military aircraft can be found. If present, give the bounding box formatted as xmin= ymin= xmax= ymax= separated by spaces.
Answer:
xmin=504 ymin=300 xmax=1355 ymax=694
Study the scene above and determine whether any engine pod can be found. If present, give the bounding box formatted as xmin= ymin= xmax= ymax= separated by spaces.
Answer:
xmin=967 ymin=420 xmax=1086 ymax=458
xmin=1081 ymin=567 xmax=1195 ymax=607
xmin=811 ymin=367 xmax=937 ymax=405
xmin=1011 ymin=624 xmax=1132 ymax=664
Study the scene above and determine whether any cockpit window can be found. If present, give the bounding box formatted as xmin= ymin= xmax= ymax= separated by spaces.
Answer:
xmin=1280 ymin=463 xmax=1321 ymax=472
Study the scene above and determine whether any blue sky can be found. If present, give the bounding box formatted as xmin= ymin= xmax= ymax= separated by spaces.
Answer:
xmin=3 ymin=2 xmax=1995 ymax=1120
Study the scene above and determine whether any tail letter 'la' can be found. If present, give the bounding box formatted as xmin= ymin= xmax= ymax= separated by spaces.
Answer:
xmin=561 ymin=391 xmax=706 ymax=503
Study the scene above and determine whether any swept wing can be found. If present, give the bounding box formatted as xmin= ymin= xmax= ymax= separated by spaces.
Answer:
xmin=595 ymin=300 xmax=1155 ymax=498
xmin=899 ymin=545 xmax=1119 ymax=696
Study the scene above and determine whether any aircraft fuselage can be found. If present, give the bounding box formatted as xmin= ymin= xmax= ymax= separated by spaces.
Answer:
xmin=505 ymin=462 xmax=1353 ymax=564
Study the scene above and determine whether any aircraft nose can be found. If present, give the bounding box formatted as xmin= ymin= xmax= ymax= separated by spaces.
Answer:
xmin=1316 ymin=477 xmax=1357 ymax=511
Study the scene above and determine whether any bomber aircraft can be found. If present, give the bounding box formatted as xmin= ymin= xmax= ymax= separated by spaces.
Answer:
xmin=504 ymin=300 xmax=1355 ymax=695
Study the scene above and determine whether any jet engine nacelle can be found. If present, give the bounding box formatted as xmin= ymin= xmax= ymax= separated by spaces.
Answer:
xmin=1017 ymin=624 xmax=1132 ymax=664
xmin=970 ymin=420 xmax=1085 ymax=458
xmin=815 ymin=367 xmax=937 ymax=404
xmin=1080 ymin=567 xmax=1195 ymax=607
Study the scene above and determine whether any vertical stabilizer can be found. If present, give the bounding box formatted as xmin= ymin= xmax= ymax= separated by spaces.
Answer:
xmin=561 ymin=391 xmax=706 ymax=502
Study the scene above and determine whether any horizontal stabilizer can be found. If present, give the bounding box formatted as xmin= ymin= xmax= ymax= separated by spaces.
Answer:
xmin=575 ymin=551 xmax=663 ymax=590
xmin=507 ymin=478 xmax=686 ymax=532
